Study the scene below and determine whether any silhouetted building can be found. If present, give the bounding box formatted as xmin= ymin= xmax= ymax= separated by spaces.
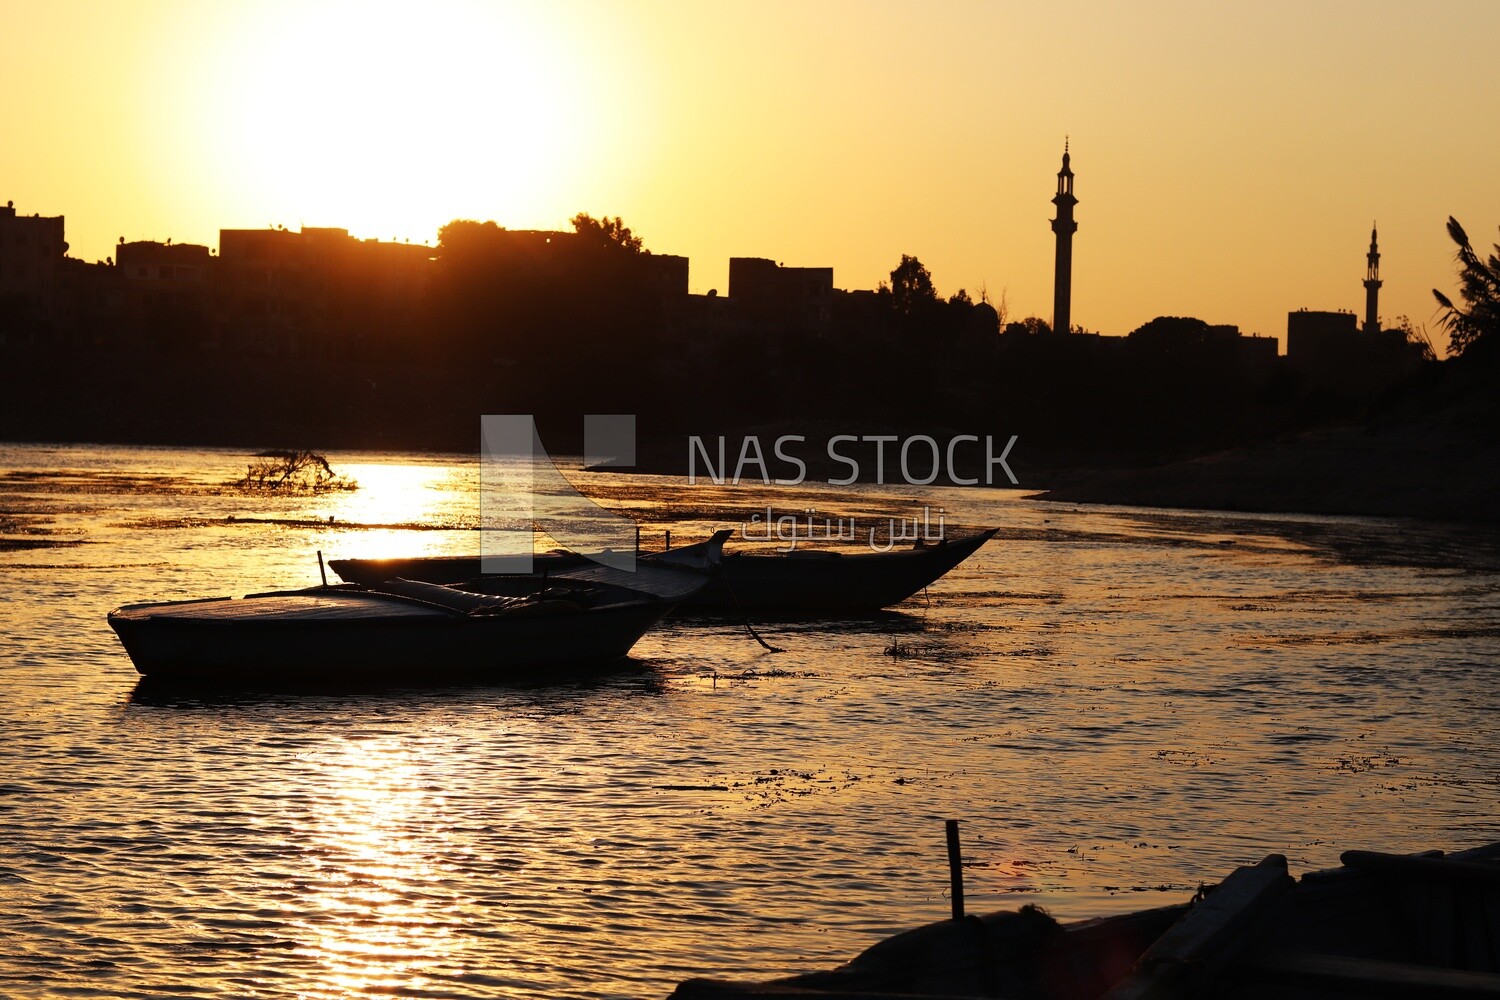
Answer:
xmin=678 ymin=289 xmax=742 ymax=347
xmin=58 ymin=258 xmax=123 ymax=350
xmin=1235 ymin=331 xmax=1279 ymax=371
xmin=217 ymin=226 xmax=433 ymax=355
xmin=1286 ymin=229 xmax=1428 ymax=391
xmin=1050 ymin=142 xmax=1078 ymax=336
xmin=0 ymin=200 xmax=67 ymax=344
xmin=479 ymin=228 xmax=578 ymax=272
xmin=1287 ymin=307 xmax=1420 ymax=391
xmin=298 ymin=227 xmax=432 ymax=358
xmin=727 ymin=257 xmax=833 ymax=337
xmin=487 ymin=228 xmax=687 ymax=297
xmin=833 ymin=288 xmax=895 ymax=342
xmin=642 ymin=253 xmax=690 ymax=299
xmin=439 ymin=227 xmax=685 ymax=294
xmin=641 ymin=252 xmax=692 ymax=342
xmin=218 ymin=227 xmax=307 ymax=354
xmin=1290 ymin=308 xmax=1404 ymax=389
xmin=1129 ymin=316 xmax=1278 ymax=379
xmin=1287 ymin=308 xmax=1358 ymax=372
xmin=118 ymin=240 xmax=213 ymax=351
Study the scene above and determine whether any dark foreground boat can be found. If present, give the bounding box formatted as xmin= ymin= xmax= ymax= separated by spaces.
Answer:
xmin=688 ymin=530 xmax=997 ymax=611
xmin=108 ymin=579 xmax=670 ymax=683
xmin=673 ymin=842 xmax=1500 ymax=999
xmin=109 ymin=536 xmax=725 ymax=683
xmin=329 ymin=528 xmax=997 ymax=613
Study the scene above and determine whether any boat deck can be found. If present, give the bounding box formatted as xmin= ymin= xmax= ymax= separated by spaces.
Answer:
xmin=111 ymin=590 xmax=453 ymax=622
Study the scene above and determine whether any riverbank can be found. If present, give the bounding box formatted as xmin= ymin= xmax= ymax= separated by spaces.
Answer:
xmin=1027 ymin=407 xmax=1499 ymax=523
xmin=4 ymin=344 xmax=1493 ymax=523
xmin=4 ymin=421 xmax=1492 ymax=525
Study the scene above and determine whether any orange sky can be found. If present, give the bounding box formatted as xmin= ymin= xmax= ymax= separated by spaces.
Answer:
xmin=4 ymin=0 xmax=1499 ymax=350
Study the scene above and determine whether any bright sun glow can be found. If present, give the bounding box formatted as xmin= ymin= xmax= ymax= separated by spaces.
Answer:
xmin=199 ymin=1 xmax=593 ymax=242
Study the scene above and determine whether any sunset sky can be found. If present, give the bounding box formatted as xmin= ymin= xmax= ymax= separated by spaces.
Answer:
xmin=5 ymin=0 xmax=1499 ymax=349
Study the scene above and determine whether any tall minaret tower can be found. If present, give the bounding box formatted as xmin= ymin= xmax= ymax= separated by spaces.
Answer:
xmin=1363 ymin=224 xmax=1381 ymax=334
xmin=1050 ymin=140 xmax=1078 ymax=335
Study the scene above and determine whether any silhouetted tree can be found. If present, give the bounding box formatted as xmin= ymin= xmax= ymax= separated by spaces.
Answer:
xmin=437 ymin=219 xmax=508 ymax=259
xmin=1432 ymin=216 xmax=1500 ymax=359
xmin=984 ymin=286 xmax=1009 ymax=334
xmin=1128 ymin=315 xmax=1213 ymax=346
xmin=571 ymin=213 xmax=645 ymax=253
xmin=888 ymin=254 xmax=937 ymax=316
xmin=1004 ymin=316 xmax=1052 ymax=336
xmin=1393 ymin=315 xmax=1438 ymax=362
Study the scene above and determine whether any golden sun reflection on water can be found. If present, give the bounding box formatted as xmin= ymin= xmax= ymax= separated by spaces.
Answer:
xmin=334 ymin=463 xmax=460 ymax=525
xmin=294 ymin=737 xmax=465 ymax=999
xmin=323 ymin=461 xmax=478 ymax=562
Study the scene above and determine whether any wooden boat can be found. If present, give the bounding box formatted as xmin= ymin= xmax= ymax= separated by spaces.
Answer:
xmin=672 ymin=841 xmax=1500 ymax=999
xmin=109 ymin=536 xmax=725 ymax=683
xmin=329 ymin=528 xmax=997 ymax=613
xmin=686 ymin=529 xmax=997 ymax=611
xmin=325 ymin=529 xmax=730 ymax=589
xmin=108 ymin=578 xmax=673 ymax=683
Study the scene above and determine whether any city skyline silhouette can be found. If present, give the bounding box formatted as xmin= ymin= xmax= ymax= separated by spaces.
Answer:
xmin=4 ymin=3 xmax=1497 ymax=345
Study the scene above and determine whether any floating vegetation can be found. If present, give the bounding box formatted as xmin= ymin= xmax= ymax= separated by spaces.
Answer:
xmin=731 ymin=667 xmax=799 ymax=679
xmin=730 ymin=767 xmax=868 ymax=809
xmin=5 ymin=561 xmax=169 ymax=570
xmin=0 ymin=538 xmax=86 ymax=552
xmin=1256 ymin=630 xmax=1397 ymax=647
xmin=115 ymin=515 xmax=475 ymax=532
xmin=0 ymin=469 xmax=200 ymax=495
xmin=1330 ymin=753 xmax=1406 ymax=773
xmin=701 ymin=667 xmax=809 ymax=685
xmin=884 ymin=637 xmax=956 ymax=659
xmin=234 ymin=450 xmax=358 ymax=493
xmin=0 ymin=509 xmax=88 ymax=550
xmin=1152 ymin=749 xmax=1217 ymax=768
xmin=0 ymin=512 xmax=71 ymax=535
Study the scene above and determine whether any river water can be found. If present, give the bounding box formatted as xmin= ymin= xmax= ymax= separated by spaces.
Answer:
xmin=1 ymin=442 xmax=1497 ymax=999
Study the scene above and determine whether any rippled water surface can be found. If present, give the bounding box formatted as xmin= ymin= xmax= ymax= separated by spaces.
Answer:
xmin=2 ymin=442 xmax=1498 ymax=998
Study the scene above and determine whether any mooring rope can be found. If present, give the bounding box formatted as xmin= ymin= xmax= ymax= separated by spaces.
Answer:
xmin=715 ymin=563 xmax=784 ymax=653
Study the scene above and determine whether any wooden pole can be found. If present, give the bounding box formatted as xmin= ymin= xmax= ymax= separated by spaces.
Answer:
xmin=317 ymin=550 xmax=328 ymax=587
xmin=665 ymin=529 xmax=672 ymax=550
xmin=946 ymin=819 xmax=965 ymax=921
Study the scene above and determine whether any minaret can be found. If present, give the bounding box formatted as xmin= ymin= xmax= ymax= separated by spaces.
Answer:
xmin=1362 ymin=224 xmax=1381 ymax=334
xmin=1050 ymin=140 xmax=1078 ymax=335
